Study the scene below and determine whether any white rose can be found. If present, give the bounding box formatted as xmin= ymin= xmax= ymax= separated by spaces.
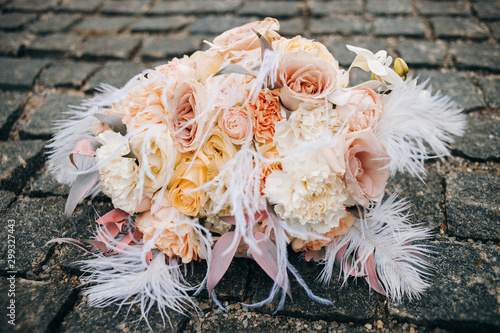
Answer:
xmin=95 ymin=130 xmax=150 ymax=214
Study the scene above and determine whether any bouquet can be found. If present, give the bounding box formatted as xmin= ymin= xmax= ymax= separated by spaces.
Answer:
xmin=47 ymin=18 xmax=466 ymax=327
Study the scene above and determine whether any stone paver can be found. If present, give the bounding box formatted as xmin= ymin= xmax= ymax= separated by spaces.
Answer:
xmin=0 ymin=90 xmax=29 ymax=139
xmin=0 ymin=140 xmax=45 ymax=193
xmin=20 ymin=93 xmax=83 ymax=139
xmin=389 ymin=241 xmax=500 ymax=331
xmin=0 ymin=0 xmax=498 ymax=331
xmin=446 ymin=172 xmax=500 ymax=240
xmin=39 ymin=61 xmax=101 ymax=88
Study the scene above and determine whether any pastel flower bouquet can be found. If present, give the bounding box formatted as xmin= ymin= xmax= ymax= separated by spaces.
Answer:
xmin=48 ymin=18 xmax=466 ymax=327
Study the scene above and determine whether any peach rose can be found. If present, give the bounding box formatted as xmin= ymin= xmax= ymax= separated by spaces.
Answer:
xmin=201 ymin=126 xmax=237 ymax=181
xmin=167 ymin=154 xmax=208 ymax=216
xmin=218 ymin=105 xmax=254 ymax=145
xmin=258 ymin=142 xmax=282 ymax=194
xmin=344 ymin=129 xmax=390 ymax=206
xmin=336 ymin=88 xmax=383 ymax=132
xmin=135 ymin=196 xmax=205 ymax=263
xmin=123 ymin=84 xmax=166 ymax=130
xmin=167 ymin=79 xmax=209 ymax=153
xmin=278 ymin=51 xmax=343 ymax=110
xmin=155 ymin=55 xmax=197 ymax=81
xmin=247 ymin=89 xmax=283 ymax=143
xmin=290 ymin=213 xmax=355 ymax=252
xmin=206 ymin=17 xmax=280 ymax=58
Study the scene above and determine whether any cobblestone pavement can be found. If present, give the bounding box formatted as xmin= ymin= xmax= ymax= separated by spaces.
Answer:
xmin=0 ymin=0 xmax=499 ymax=332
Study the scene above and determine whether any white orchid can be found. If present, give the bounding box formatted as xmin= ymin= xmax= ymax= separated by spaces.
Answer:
xmin=346 ymin=45 xmax=403 ymax=88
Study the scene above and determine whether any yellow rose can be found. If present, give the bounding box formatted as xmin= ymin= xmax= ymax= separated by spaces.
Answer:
xmin=167 ymin=154 xmax=208 ymax=216
xmin=201 ymin=126 xmax=237 ymax=181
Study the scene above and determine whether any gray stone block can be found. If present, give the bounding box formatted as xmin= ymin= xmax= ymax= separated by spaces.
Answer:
xmin=0 ymin=32 xmax=34 ymax=56
xmin=472 ymin=1 xmax=500 ymax=20
xmin=417 ymin=1 xmax=470 ymax=16
xmin=72 ymin=16 xmax=136 ymax=34
xmin=309 ymin=0 xmax=363 ymax=16
xmin=28 ymin=13 xmax=82 ymax=34
xmin=0 ymin=57 xmax=51 ymax=90
xmin=0 ymin=13 xmax=37 ymax=31
xmin=72 ymin=35 xmax=142 ymax=60
xmin=0 ymin=278 xmax=74 ymax=332
xmin=100 ymin=0 xmax=152 ymax=15
xmin=417 ymin=71 xmax=485 ymax=112
xmin=451 ymin=44 xmax=500 ymax=72
xmin=130 ymin=16 xmax=190 ymax=33
xmin=251 ymin=255 xmax=380 ymax=321
xmin=141 ymin=36 xmax=202 ymax=61
xmin=0 ymin=197 xmax=67 ymax=274
xmin=488 ymin=21 xmax=500 ymax=40
xmin=26 ymin=33 xmax=84 ymax=57
xmin=431 ymin=17 xmax=489 ymax=40
xmin=453 ymin=112 xmax=500 ymax=161
xmin=366 ymin=0 xmax=413 ymax=15
xmin=374 ymin=18 xmax=427 ymax=37
xmin=395 ymin=41 xmax=446 ymax=68
xmin=0 ymin=140 xmax=45 ymax=193
xmin=39 ymin=61 xmax=101 ymax=88
xmin=5 ymin=0 xmax=58 ymax=12
xmin=57 ymin=0 xmax=102 ymax=13
xmin=23 ymin=166 xmax=70 ymax=197
xmin=84 ymin=61 xmax=145 ymax=92
xmin=446 ymin=171 xmax=500 ymax=240
xmin=0 ymin=90 xmax=29 ymax=139
xmin=61 ymin=295 xmax=187 ymax=333
xmin=389 ymin=241 xmax=500 ymax=331
xmin=20 ymin=93 xmax=83 ymax=139
xmin=190 ymin=16 xmax=258 ymax=35
xmin=238 ymin=1 xmax=301 ymax=18
xmin=278 ymin=18 xmax=306 ymax=37
xmin=386 ymin=165 xmax=444 ymax=230
xmin=148 ymin=1 xmax=242 ymax=15
xmin=475 ymin=76 xmax=500 ymax=109
xmin=0 ymin=190 xmax=15 ymax=213
xmin=311 ymin=16 xmax=368 ymax=35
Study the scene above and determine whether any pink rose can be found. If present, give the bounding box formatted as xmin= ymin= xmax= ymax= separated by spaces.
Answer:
xmin=167 ymin=79 xmax=209 ymax=153
xmin=278 ymin=51 xmax=341 ymax=110
xmin=344 ymin=129 xmax=390 ymax=206
xmin=336 ymin=88 xmax=383 ymax=132
xmin=247 ymin=90 xmax=283 ymax=143
xmin=207 ymin=17 xmax=280 ymax=58
xmin=218 ymin=106 xmax=254 ymax=145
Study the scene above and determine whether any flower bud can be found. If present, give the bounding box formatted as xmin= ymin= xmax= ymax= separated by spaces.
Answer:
xmin=394 ymin=58 xmax=409 ymax=79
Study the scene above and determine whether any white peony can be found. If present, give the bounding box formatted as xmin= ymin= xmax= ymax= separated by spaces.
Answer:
xmin=95 ymin=130 xmax=150 ymax=214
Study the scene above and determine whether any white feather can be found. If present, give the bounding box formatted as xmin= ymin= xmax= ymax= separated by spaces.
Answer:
xmin=319 ymin=191 xmax=434 ymax=302
xmin=375 ymin=77 xmax=466 ymax=176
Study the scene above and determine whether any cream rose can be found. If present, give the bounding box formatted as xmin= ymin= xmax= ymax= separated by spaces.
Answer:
xmin=129 ymin=126 xmax=177 ymax=195
xmin=344 ymin=129 xmax=390 ymax=206
xmin=336 ymin=88 xmax=383 ymax=132
xmin=95 ymin=130 xmax=151 ymax=214
xmin=167 ymin=79 xmax=209 ymax=153
xmin=206 ymin=17 xmax=280 ymax=58
xmin=190 ymin=50 xmax=224 ymax=84
xmin=247 ymin=89 xmax=283 ymax=143
xmin=218 ymin=105 xmax=254 ymax=145
xmin=272 ymin=36 xmax=337 ymax=65
xmin=167 ymin=154 xmax=208 ymax=216
xmin=135 ymin=195 xmax=205 ymax=263
xmin=278 ymin=51 xmax=346 ymax=111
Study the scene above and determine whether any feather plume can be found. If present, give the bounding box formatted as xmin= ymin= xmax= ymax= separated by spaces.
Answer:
xmin=374 ymin=77 xmax=466 ymax=176
xmin=319 ymin=191 xmax=434 ymax=302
